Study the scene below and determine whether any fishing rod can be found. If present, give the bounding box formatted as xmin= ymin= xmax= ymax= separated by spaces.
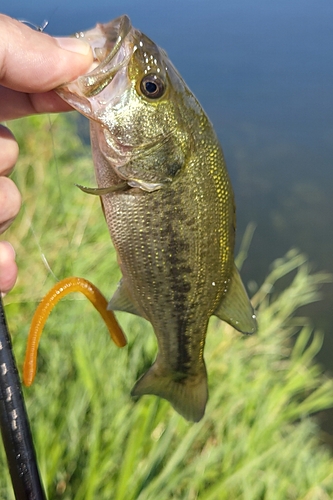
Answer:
xmin=0 ymin=294 xmax=46 ymax=500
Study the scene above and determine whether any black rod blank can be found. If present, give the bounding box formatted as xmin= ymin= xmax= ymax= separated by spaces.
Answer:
xmin=0 ymin=295 xmax=46 ymax=500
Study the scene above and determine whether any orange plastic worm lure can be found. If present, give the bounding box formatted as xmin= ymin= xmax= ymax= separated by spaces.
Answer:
xmin=23 ymin=277 xmax=127 ymax=387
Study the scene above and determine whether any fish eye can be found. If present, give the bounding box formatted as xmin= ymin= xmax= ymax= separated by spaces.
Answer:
xmin=140 ymin=74 xmax=165 ymax=99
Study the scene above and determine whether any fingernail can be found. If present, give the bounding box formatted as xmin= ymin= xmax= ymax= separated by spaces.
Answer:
xmin=55 ymin=37 xmax=92 ymax=56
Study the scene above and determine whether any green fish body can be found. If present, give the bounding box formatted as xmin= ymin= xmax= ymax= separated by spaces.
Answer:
xmin=57 ymin=15 xmax=257 ymax=422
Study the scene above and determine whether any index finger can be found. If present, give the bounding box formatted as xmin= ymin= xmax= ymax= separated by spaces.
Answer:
xmin=0 ymin=14 xmax=93 ymax=92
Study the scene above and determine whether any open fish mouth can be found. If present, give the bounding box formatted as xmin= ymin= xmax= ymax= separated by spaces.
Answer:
xmin=75 ymin=15 xmax=132 ymax=97
xmin=56 ymin=15 xmax=133 ymax=115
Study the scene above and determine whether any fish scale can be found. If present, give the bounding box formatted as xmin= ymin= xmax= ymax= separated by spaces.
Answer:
xmin=57 ymin=15 xmax=257 ymax=422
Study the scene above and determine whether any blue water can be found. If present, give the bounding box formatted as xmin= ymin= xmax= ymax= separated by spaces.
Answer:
xmin=3 ymin=1 xmax=333 ymax=364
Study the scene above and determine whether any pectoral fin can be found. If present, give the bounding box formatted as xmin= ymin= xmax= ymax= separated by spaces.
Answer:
xmin=76 ymin=182 xmax=129 ymax=195
xmin=214 ymin=264 xmax=257 ymax=334
xmin=107 ymin=279 xmax=142 ymax=317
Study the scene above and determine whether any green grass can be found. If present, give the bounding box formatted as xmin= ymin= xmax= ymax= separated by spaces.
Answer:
xmin=1 ymin=114 xmax=333 ymax=499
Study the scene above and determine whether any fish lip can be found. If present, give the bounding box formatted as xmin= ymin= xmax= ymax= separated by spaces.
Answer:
xmin=76 ymin=15 xmax=132 ymax=98
xmin=56 ymin=15 xmax=133 ymax=113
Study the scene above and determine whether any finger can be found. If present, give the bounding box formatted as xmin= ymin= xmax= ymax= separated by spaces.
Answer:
xmin=0 ymin=177 xmax=21 ymax=233
xmin=0 ymin=241 xmax=17 ymax=295
xmin=0 ymin=86 xmax=74 ymax=120
xmin=0 ymin=125 xmax=19 ymax=175
xmin=0 ymin=14 xmax=93 ymax=92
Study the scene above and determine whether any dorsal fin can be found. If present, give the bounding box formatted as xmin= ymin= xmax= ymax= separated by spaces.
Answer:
xmin=214 ymin=264 xmax=257 ymax=334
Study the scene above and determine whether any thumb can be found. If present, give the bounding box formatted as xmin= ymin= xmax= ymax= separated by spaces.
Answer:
xmin=0 ymin=14 xmax=93 ymax=92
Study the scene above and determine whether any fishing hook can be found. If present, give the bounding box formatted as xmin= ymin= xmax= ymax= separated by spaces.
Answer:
xmin=18 ymin=19 xmax=49 ymax=32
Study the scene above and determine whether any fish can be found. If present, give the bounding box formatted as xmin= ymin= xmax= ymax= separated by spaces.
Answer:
xmin=56 ymin=15 xmax=257 ymax=422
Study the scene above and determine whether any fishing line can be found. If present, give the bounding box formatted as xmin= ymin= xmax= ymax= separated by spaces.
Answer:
xmin=26 ymin=210 xmax=59 ymax=281
xmin=15 ymin=20 xmax=68 ymax=281
xmin=47 ymin=114 xmax=76 ymax=277
xmin=21 ymin=15 xmax=92 ymax=281
xmin=19 ymin=5 xmax=59 ymax=34
xmin=22 ymin=113 xmax=80 ymax=283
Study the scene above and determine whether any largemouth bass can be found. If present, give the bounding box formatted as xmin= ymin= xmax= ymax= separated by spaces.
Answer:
xmin=57 ymin=15 xmax=257 ymax=422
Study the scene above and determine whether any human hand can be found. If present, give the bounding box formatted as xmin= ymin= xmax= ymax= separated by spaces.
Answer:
xmin=0 ymin=14 xmax=93 ymax=295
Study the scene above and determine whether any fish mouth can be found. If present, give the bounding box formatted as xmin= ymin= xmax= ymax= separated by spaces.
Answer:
xmin=56 ymin=15 xmax=133 ymax=115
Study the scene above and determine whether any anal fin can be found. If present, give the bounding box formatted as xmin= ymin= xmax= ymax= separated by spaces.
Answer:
xmin=108 ymin=279 xmax=142 ymax=317
xmin=214 ymin=264 xmax=257 ymax=334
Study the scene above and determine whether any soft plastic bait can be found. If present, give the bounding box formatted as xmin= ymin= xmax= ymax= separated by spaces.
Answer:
xmin=23 ymin=277 xmax=127 ymax=387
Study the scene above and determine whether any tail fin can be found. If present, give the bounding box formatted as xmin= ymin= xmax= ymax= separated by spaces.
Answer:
xmin=131 ymin=362 xmax=208 ymax=422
